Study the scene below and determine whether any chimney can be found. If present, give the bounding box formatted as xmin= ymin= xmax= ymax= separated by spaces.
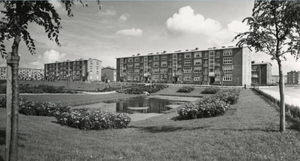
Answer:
xmin=213 ymin=47 xmax=216 ymax=49
xmin=222 ymin=46 xmax=226 ymax=48
xmin=195 ymin=47 xmax=199 ymax=50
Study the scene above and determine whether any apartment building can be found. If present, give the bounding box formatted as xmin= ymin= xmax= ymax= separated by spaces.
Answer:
xmin=0 ymin=67 xmax=44 ymax=80
xmin=44 ymin=58 xmax=102 ymax=82
xmin=101 ymin=67 xmax=117 ymax=82
xmin=287 ymin=70 xmax=300 ymax=84
xmin=116 ymin=46 xmax=252 ymax=86
xmin=251 ymin=61 xmax=272 ymax=85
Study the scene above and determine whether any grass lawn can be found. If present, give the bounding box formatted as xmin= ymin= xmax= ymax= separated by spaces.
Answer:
xmin=1 ymin=90 xmax=300 ymax=161
xmin=153 ymin=86 xmax=211 ymax=97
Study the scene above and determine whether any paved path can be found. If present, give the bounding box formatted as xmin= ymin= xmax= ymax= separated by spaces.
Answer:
xmin=259 ymin=87 xmax=300 ymax=107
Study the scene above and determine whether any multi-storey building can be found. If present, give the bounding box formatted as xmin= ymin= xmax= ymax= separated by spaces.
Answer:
xmin=101 ymin=66 xmax=116 ymax=82
xmin=0 ymin=67 xmax=44 ymax=80
xmin=44 ymin=58 xmax=102 ymax=82
xmin=271 ymin=75 xmax=287 ymax=84
xmin=251 ymin=61 xmax=272 ymax=85
xmin=116 ymin=46 xmax=252 ymax=86
xmin=287 ymin=70 xmax=300 ymax=84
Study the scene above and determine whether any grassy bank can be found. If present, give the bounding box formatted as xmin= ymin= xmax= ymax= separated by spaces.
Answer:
xmin=1 ymin=89 xmax=300 ymax=160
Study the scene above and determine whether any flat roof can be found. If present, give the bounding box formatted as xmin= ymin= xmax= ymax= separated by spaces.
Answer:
xmin=116 ymin=46 xmax=241 ymax=59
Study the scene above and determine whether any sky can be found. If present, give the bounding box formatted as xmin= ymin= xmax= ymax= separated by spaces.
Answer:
xmin=0 ymin=0 xmax=299 ymax=75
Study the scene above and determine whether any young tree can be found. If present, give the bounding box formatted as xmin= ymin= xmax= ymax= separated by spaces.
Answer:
xmin=0 ymin=1 xmax=99 ymax=160
xmin=234 ymin=0 xmax=300 ymax=132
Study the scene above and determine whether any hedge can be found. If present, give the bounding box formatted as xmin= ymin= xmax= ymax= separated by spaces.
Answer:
xmin=201 ymin=86 xmax=220 ymax=94
xmin=117 ymin=84 xmax=168 ymax=94
xmin=177 ymin=86 xmax=194 ymax=93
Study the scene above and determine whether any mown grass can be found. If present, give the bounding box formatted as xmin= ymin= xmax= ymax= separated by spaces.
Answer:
xmin=1 ymin=90 xmax=300 ymax=161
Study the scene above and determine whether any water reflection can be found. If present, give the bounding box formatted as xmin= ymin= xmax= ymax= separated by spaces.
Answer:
xmin=116 ymin=96 xmax=180 ymax=114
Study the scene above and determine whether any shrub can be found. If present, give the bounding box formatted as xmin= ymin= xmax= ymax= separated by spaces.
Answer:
xmin=201 ymin=86 xmax=220 ymax=94
xmin=117 ymin=84 xmax=168 ymax=94
xmin=0 ymin=97 xmax=70 ymax=116
xmin=177 ymin=86 xmax=194 ymax=93
xmin=214 ymin=88 xmax=240 ymax=105
xmin=97 ymin=86 xmax=119 ymax=92
xmin=55 ymin=108 xmax=131 ymax=130
xmin=178 ymin=98 xmax=230 ymax=120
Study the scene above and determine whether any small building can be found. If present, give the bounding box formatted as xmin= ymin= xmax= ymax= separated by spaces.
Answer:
xmin=44 ymin=58 xmax=102 ymax=82
xmin=0 ymin=66 xmax=44 ymax=80
xmin=101 ymin=66 xmax=116 ymax=82
xmin=287 ymin=70 xmax=300 ymax=84
xmin=251 ymin=61 xmax=272 ymax=86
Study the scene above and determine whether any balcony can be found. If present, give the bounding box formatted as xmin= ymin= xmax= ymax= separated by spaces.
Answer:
xmin=209 ymin=72 xmax=215 ymax=77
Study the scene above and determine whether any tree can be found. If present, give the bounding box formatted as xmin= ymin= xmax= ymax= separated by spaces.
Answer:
xmin=0 ymin=1 xmax=99 ymax=160
xmin=233 ymin=0 xmax=300 ymax=132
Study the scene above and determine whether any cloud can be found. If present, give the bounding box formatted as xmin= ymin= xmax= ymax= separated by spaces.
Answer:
xmin=30 ymin=50 xmax=66 ymax=68
xmin=166 ymin=6 xmax=222 ymax=35
xmin=208 ymin=20 xmax=249 ymax=47
xmin=116 ymin=28 xmax=143 ymax=37
xmin=119 ymin=14 xmax=127 ymax=22
xmin=96 ymin=9 xmax=116 ymax=16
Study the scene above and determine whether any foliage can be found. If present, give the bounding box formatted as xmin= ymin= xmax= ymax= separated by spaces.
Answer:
xmin=252 ymin=88 xmax=300 ymax=120
xmin=117 ymin=84 xmax=168 ymax=94
xmin=97 ymin=86 xmax=120 ymax=92
xmin=213 ymin=88 xmax=241 ymax=105
xmin=0 ymin=97 xmax=69 ymax=116
xmin=201 ymin=86 xmax=220 ymax=94
xmin=177 ymin=86 xmax=194 ymax=93
xmin=0 ymin=84 xmax=77 ymax=94
xmin=55 ymin=108 xmax=131 ymax=130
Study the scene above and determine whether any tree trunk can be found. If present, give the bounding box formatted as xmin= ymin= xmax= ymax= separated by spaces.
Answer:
xmin=6 ymin=35 xmax=21 ymax=161
xmin=277 ymin=60 xmax=285 ymax=132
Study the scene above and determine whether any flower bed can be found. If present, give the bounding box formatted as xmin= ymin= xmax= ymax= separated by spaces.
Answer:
xmin=55 ymin=108 xmax=131 ymax=130
xmin=178 ymin=88 xmax=240 ymax=120
xmin=117 ymin=84 xmax=168 ymax=94
xmin=177 ymin=86 xmax=194 ymax=93
xmin=201 ymin=86 xmax=220 ymax=94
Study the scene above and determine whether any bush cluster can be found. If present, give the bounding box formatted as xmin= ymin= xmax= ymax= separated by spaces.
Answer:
xmin=0 ymin=84 xmax=77 ymax=94
xmin=117 ymin=84 xmax=168 ymax=94
xmin=177 ymin=86 xmax=194 ymax=93
xmin=55 ymin=108 xmax=131 ymax=130
xmin=201 ymin=86 xmax=220 ymax=94
xmin=252 ymin=88 xmax=300 ymax=120
xmin=178 ymin=88 xmax=240 ymax=120
xmin=97 ymin=86 xmax=119 ymax=92
xmin=0 ymin=97 xmax=69 ymax=116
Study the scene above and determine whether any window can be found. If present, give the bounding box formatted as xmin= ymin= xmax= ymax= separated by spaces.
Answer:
xmin=134 ymin=58 xmax=140 ymax=62
xmin=184 ymin=53 xmax=191 ymax=59
xmin=204 ymin=75 xmax=208 ymax=81
xmin=223 ymin=65 xmax=233 ymax=73
xmin=134 ymin=63 xmax=140 ymax=68
xmin=161 ymin=61 xmax=168 ymax=67
xmin=223 ymin=49 xmax=233 ymax=56
xmin=223 ymin=74 xmax=232 ymax=81
xmin=193 ymin=67 xmax=202 ymax=73
xmin=184 ymin=60 xmax=191 ymax=66
xmin=223 ymin=57 xmax=233 ymax=64
xmin=193 ymin=76 xmax=201 ymax=81
xmin=216 ymin=51 xmax=220 ymax=58
xmin=215 ymin=76 xmax=220 ymax=81
xmin=153 ymin=62 xmax=159 ymax=67
xmin=154 ymin=56 xmax=159 ymax=61
xmin=194 ymin=59 xmax=202 ymax=66
xmin=183 ymin=76 xmax=192 ymax=81
xmin=160 ymin=68 xmax=168 ymax=73
xmin=134 ymin=69 xmax=139 ymax=74
xmin=153 ymin=68 xmax=160 ymax=74
xmin=153 ymin=75 xmax=159 ymax=79
xmin=161 ymin=56 xmax=168 ymax=60
xmin=194 ymin=52 xmax=202 ymax=58
xmin=127 ymin=64 xmax=133 ymax=68
xmin=204 ymin=52 xmax=208 ymax=58
xmin=120 ymin=59 xmax=123 ymax=63
xmin=183 ymin=67 xmax=192 ymax=73
xmin=128 ymin=58 xmax=133 ymax=62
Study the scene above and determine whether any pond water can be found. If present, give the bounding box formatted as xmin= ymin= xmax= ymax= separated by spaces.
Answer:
xmin=115 ymin=96 xmax=185 ymax=114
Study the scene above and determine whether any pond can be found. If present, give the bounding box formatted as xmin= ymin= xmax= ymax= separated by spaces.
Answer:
xmin=115 ymin=96 xmax=186 ymax=114
xmin=74 ymin=96 xmax=188 ymax=114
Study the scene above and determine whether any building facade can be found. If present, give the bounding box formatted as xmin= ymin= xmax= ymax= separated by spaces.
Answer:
xmin=287 ymin=71 xmax=300 ymax=84
xmin=0 ymin=67 xmax=44 ymax=80
xmin=44 ymin=58 xmax=102 ymax=82
xmin=271 ymin=75 xmax=287 ymax=84
xmin=116 ymin=46 xmax=252 ymax=86
xmin=101 ymin=67 xmax=116 ymax=82
xmin=251 ymin=61 xmax=272 ymax=85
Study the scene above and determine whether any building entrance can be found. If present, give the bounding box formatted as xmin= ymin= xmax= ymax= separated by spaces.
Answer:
xmin=209 ymin=77 xmax=215 ymax=85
